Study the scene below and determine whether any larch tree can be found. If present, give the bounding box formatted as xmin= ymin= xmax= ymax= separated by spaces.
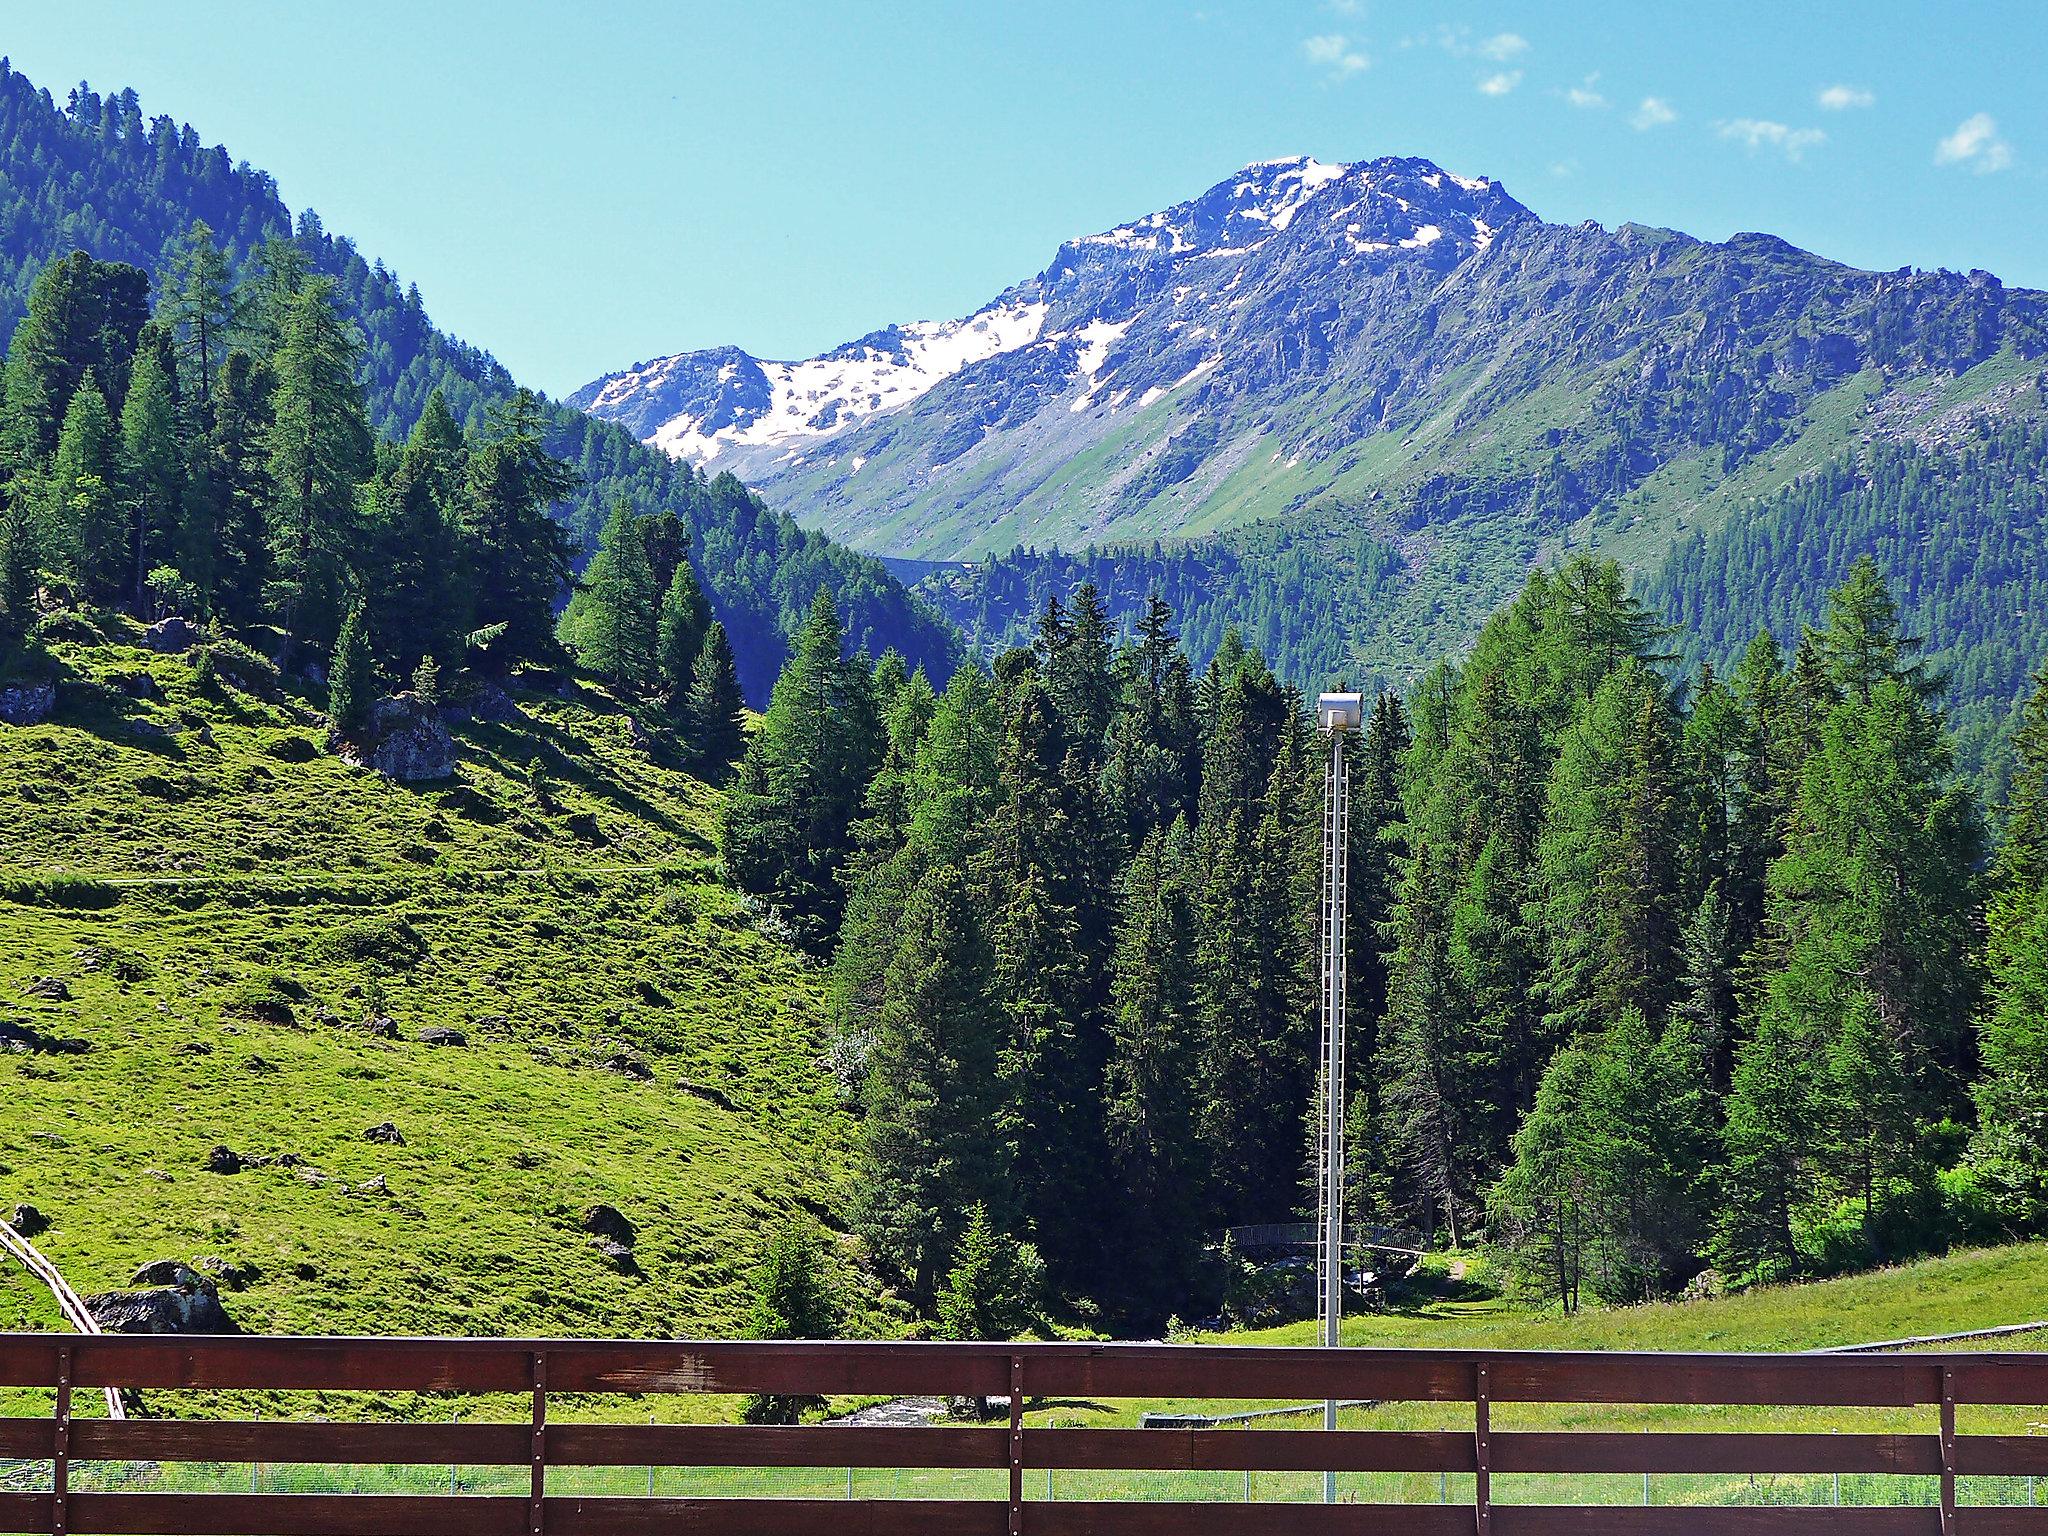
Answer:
xmin=263 ymin=278 xmax=371 ymax=646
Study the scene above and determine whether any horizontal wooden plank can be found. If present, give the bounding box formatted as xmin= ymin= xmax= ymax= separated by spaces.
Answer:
xmin=50 ymin=1494 xmax=1006 ymax=1536
xmin=69 ymin=1418 xmax=529 ymax=1465
xmin=1489 ymin=1512 xmax=1945 ymax=1536
xmin=63 ymin=1491 xmax=530 ymax=1536
xmin=0 ymin=1495 xmax=51 ymax=1536
xmin=544 ymin=1499 xmax=1004 ymax=1535
xmin=45 ymin=1416 xmax=2035 ymax=1479
xmin=549 ymin=1423 xmax=1007 ymax=1468
xmin=1950 ymin=1357 xmax=2048 ymax=1407
xmin=1492 ymin=1431 xmax=1941 ymax=1476
xmin=1485 ymin=1355 xmax=1939 ymax=1407
xmin=1026 ymin=1427 xmax=1472 ymax=1473
xmin=8 ymin=1332 xmax=2048 ymax=1406
xmin=61 ymin=1337 xmax=540 ymax=1393
xmin=1004 ymin=1346 xmax=1476 ymax=1401
xmin=0 ymin=1417 xmax=53 ymax=1458
xmin=0 ymin=1338 xmax=60 ymax=1388
xmin=1956 ymin=1434 xmax=2048 ymax=1477
xmin=1026 ymin=1504 xmax=1475 ymax=1536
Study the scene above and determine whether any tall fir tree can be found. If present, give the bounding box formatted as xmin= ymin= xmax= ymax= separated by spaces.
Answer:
xmin=44 ymin=371 xmax=123 ymax=601
xmin=559 ymin=497 xmax=659 ymax=691
xmin=461 ymin=389 xmax=578 ymax=671
xmin=855 ymin=862 xmax=1006 ymax=1307
xmin=656 ymin=550 xmax=711 ymax=700
xmin=1102 ymin=817 xmax=1205 ymax=1322
xmin=684 ymin=619 xmax=746 ymax=771
xmin=327 ymin=598 xmax=374 ymax=744
xmin=159 ymin=222 xmax=237 ymax=424
xmin=263 ymin=278 xmax=371 ymax=646
xmin=718 ymin=591 xmax=882 ymax=949
xmin=118 ymin=336 xmax=182 ymax=611
xmin=1972 ymin=667 xmax=2048 ymax=1225
xmin=364 ymin=389 xmax=468 ymax=673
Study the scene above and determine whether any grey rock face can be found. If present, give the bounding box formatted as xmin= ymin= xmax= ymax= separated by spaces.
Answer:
xmin=85 ymin=1276 xmax=238 ymax=1335
xmin=143 ymin=616 xmax=202 ymax=653
xmin=340 ymin=692 xmax=455 ymax=781
xmin=0 ymin=679 xmax=55 ymax=725
xmin=580 ymin=1204 xmax=636 ymax=1246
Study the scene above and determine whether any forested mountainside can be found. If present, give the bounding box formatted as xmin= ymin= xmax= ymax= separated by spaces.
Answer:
xmin=0 ymin=63 xmax=954 ymax=695
xmin=711 ymin=553 xmax=2048 ymax=1328
xmin=584 ymin=152 xmax=2048 ymax=749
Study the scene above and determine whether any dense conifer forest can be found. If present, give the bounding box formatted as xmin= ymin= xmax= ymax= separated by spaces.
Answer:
xmin=0 ymin=235 xmax=749 ymax=761
xmin=0 ymin=65 xmax=955 ymax=696
xmin=720 ymin=557 xmax=2048 ymax=1330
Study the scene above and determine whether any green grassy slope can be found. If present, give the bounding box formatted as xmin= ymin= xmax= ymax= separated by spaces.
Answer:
xmin=0 ymin=625 xmax=848 ymax=1344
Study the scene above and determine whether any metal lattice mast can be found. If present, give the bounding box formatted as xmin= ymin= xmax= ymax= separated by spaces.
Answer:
xmin=1314 ymin=692 xmax=1359 ymax=1504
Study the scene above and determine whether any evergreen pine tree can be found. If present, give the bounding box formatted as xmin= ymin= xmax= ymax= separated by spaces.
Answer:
xmin=936 ymin=1204 xmax=1044 ymax=1342
xmin=1103 ymin=817 xmax=1204 ymax=1321
xmin=45 ymin=372 xmax=123 ymax=601
xmin=988 ymin=675 xmax=1115 ymax=1289
xmin=461 ymin=389 xmax=578 ymax=670
xmin=1100 ymin=594 xmax=1200 ymax=849
xmin=264 ymin=278 xmax=371 ymax=645
xmin=195 ymin=350 xmax=273 ymax=622
xmin=559 ymin=497 xmax=659 ymax=691
xmin=365 ymin=389 xmax=468 ymax=673
xmin=0 ymin=491 xmax=38 ymax=651
xmin=739 ymin=1216 xmax=843 ymax=1424
xmin=1 ymin=252 xmax=151 ymax=463
xmin=656 ymin=551 xmax=711 ymax=699
xmin=855 ymin=862 xmax=1005 ymax=1307
xmin=118 ymin=338 xmax=182 ymax=612
xmin=1533 ymin=660 xmax=1687 ymax=1039
xmin=327 ymin=599 xmax=374 ymax=744
xmin=718 ymin=591 xmax=882 ymax=949
xmin=160 ymin=222 xmax=237 ymax=423
xmin=684 ymin=620 xmax=745 ymax=770
xmin=1972 ymin=667 xmax=2048 ymax=1225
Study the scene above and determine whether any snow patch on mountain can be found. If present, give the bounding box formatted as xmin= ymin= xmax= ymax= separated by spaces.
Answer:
xmin=603 ymin=299 xmax=1049 ymax=462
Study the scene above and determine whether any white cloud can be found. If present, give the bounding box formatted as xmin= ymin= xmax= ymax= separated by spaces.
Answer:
xmin=1477 ymin=31 xmax=1529 ymax=62
xmin=1631 ymin=96 xmax=1678 ymax=130
xmin=1817 ymin=84 xmax=1875 ymax=111
xmin=1719 ymin=118 xmax=1828 ymax=161
xmin=1549 ymin=159 xmax=1579 ymax=178
xmin=1478 ymin=70 xmax=1522 ymax=97
xmin=1302 ymin=33 xmax=1370 ymax=77
xmin=1565 ymin=74 xmax=1607 ymax=109
xmin=1936 ymin=112 xmax=2013 ymax=173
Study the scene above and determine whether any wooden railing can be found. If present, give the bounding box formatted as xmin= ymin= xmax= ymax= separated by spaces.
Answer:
xmin=2 ymin=1334 xmax=2047 ymax=1532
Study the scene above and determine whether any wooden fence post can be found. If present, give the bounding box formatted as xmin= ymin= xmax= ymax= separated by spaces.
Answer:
xmin=50 ymin=1342 xmax=71 ymax=1536
xmin=530 ymin=1349 xmax=548 ymax=1536
xmin=1009 ymin=1353 xmax=1025 ymax=1536
xmin=1939 ymin=1362 xmax=1957 ymax=1536
xmin=1473 ymin=1359 xmax=1491 ymax=1536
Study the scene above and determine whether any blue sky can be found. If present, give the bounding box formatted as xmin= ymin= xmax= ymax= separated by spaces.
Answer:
xmin=9 ymin=1 xmax=2044 ymax=394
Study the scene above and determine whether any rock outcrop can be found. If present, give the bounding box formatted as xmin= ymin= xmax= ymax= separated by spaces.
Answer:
xmin=85 ymin=1267 xmax=238 ymax=1335
xmin=143 ymin=616 xmax=201 ymax=653
xmin=339 ymin=692 xmax=455 ymax=782
xmin=0 ymin=679 xmax=56 ymax=725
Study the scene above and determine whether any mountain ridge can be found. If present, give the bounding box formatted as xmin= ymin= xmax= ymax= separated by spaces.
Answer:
xmin=570 ymin=153 xmax=1529 ymax=499
xmin=577 ymin=149 xmax=2048 ymax=769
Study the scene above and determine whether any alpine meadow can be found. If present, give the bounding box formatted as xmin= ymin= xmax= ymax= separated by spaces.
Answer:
xmin=4 ymin=3 xmax=2048 ymax=1484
